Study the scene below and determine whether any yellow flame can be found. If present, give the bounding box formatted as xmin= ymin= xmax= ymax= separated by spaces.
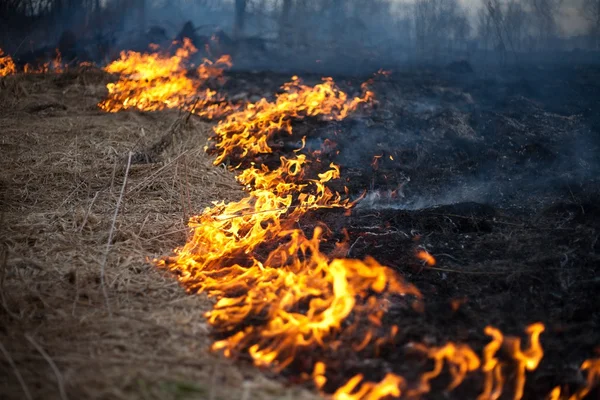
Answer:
xmin=0 ymin=48 xmax=16 ymax=77
xmin=91 ymin=42 xmax=597 ymax=400
xmin=99 ymin=39 xmax=234 ymax=118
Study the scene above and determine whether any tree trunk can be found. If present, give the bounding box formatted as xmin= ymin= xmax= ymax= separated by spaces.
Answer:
xmin=234 ymin=0 xmax=246 ymax=40
xmin=279 ymin=0 xmax=293 ymax=46
xmin=138 ymin=0 xmax=146 ymax=34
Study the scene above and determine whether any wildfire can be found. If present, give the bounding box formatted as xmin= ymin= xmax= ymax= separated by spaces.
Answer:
xmin=0 ymin=48 xmax=16 ymax=77
xmin=89 ymin=42 xmax=599 ymax=400
xmin=98 ymin=38 xmax=234 ymax=119
xmin=210 ymin=75 xmax=374 ymax=165
xmin=549 ymin=358 xmax=600 ymax=400
xmin=23 ymin=49 xmax=65 ymax=73
xmin=1 ymin=47 xmax=68 ymax=76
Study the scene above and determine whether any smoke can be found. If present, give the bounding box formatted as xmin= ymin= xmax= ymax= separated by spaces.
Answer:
xmin=2 ymin=0 xmax=600 ymax=72
xmin=334 ymin=68 xmax=600 ymax=211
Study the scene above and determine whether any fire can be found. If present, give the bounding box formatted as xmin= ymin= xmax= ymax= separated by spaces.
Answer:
xmin=416 ymin=250 xmax=436 ymax=266
xmin=328 ymin=324 xmax=545 ymax=400
xmin=210 ymin=76 xmax=374 ymax=165
xmin=549 ymin=358 xmax=600 ymax=400
xmin=99 ymin=39 xmax=233 ymax=118
xmin=333 ymin=373 xmax=405 ymax=400
xmin=0 ymin=48 xmax=16 ymax=77
xmin=156 ymin=76 xmax=424 ymax=380
xmin=88 ymin=42 xmax=599 ymax=399
xmin=24 ymin=49 xmax=65 ymax=74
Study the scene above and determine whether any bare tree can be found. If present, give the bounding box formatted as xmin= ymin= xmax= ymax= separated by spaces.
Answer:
xmin=233 ymin=0 xmax=246 ymax=39
xmin=581 ymin=0 xmax=600 ymax=49
xmin=527 ymin=0 xmax=562 ymax=49
xmin=486 ymin=0 xmax=508 ymax=63
xmin=279 ymin=0 xmax=293 ymax=45
xmin=414 ymin=0 xmax=470 ymax=60
xmin=477 ymin=6 xmax=493 ymax=51
xmin=504 ymin=0 xmax=527 ymax=51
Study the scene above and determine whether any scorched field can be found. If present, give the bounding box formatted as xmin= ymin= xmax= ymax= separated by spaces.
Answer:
xmin=1 ymin=41 xmax=599 ymax=400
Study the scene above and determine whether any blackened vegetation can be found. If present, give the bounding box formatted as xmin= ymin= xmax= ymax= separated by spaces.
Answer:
xmin=220 ymin=66 xmax=600 ymax=398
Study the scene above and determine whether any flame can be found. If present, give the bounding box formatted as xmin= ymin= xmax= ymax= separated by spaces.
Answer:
xmin=0 ymin=48 xmax=16 ymax=77
xmin=506 ymin=322 xmax=545 ymax=400
xmin=156 ymin=77 xmax=424 ymax=379
xmin=333 ymin=373 xmax=405 ymax=400
xmin=210 ymin=76 xmax=373 ymax=165
xmin=549 ymin=358 xmax=600 ymax=400
xmin=23 ymin=49 xmax=65 ymax=74
xmin=99 ymin=39 xmax=234 ymax=118
xmin=371 ymin=155 xmax=382 ymax=170
xmin=89 ymin=42 xmax=598 ymax=399
xmin=410 ymin=342 xmax=481 ymax=395
xmin=416 ymin=250 xmax=436 ymax=266
xmin=327 ymin=324 xmax=545 ymax=400
xmin=478 ymin=326 xmax=505 ymax=400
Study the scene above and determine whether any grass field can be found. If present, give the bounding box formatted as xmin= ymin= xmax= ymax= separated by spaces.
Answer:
xmin=0 ymin=70 xmax=318 ymax=400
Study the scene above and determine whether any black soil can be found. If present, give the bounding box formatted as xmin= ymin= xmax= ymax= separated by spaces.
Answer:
xmin=220 ymin=65 xmax=600 ymax=399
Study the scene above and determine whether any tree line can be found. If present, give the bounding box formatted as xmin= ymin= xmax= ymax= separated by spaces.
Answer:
xmin=1 ymin=0 xmax=599 ymax=60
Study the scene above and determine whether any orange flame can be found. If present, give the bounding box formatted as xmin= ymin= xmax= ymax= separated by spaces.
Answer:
xmin=99 ymin=39 xmax=233 ymax=118
xmin=210 ymin=76 xmax=373 ymax=165
xmin=90 ymin=43 xmax=596 ymax=399
xmin=23 ymin=49 xmax=65 ymax=74
xmin=0 ymin=48 xmax=16 ymax=77
xmin=333 ymin=373 xmax=405 ymax=400
xmin=416 ymin=250 xmax=436 ymax=266
xmin=548 ymin=358 xmax=600 ymax=400
xmin=155 ymin=77 xmax=423 ymax=378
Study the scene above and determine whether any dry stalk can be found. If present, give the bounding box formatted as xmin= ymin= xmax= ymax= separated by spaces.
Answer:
xmin=79 ymin=190 xmax=100 ymax=232
xmin=100 ymin=151 xmax=133 ymax=317
xmin=127 ymin=150 xmax=190 ymax=195
xmin=25 ymin=334 xmax=68 ymax=400
xmin=0 ymin=339 xmax=33 ymax=400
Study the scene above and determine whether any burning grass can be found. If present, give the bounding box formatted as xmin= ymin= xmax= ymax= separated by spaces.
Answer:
xmin=0 ymin=70 xmax=318 ymax=400
xmin=1 ymin=45 xmax=599 ymax=400
xmin=0 ymin=48 xmax=16 ymax=77
xmin=98 ymin=38 xmax=234 ymax=119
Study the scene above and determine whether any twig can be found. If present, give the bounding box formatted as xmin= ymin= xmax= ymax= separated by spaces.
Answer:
xmin=347 ymin=236 xmax=364 ymax=257
xmin=0 ymin=339 xmax=33 ymax=400
xmin=100 ymin=152 xmax=133 ymax=317
xmin=0 ymin=245 xmax=21 ymax=320
xmin=58 ymin=181 xmax=84 ymax=209
xmin=185 ymin=97 xmax=201 ymax=123
xmin=208 ymin=363 xmax=217 ymax=400
xmin=426 ymin=266 xmax=509 ymax=275
xmin=433 ymin=253 xmax=463 ymax=264
xmin=126 ymin=150 xmax=191 ymax=195
xmin=78 ymin=191 xmax=100 ymax=232
xmin=25 ymin=334 xmax=68 ymax=400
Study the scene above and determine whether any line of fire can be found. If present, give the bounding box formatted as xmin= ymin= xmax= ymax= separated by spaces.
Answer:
xmin=1 ymin=1 xmax=599 ymax=400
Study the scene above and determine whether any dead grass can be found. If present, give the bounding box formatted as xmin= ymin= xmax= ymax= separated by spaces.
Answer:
xmin=0 ymin=71 xmax=319 ymax=400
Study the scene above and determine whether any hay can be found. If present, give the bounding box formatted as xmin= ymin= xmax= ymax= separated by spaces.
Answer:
xmin=0 ymin=71 xmax=318 ymax=400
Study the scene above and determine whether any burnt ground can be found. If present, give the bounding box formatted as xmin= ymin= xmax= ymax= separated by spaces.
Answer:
xmin=282 ymin=66 xmax=600 ymax=398
xmin=0 ymin=65 xmax=599 ymax=400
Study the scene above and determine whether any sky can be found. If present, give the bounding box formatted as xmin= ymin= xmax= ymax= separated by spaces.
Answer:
xmin=459 ymin=0 xmax=589 ymax=35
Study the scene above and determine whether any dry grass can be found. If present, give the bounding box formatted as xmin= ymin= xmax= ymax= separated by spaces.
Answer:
xmin=0 ymin=71 xmax=319 ymax=400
